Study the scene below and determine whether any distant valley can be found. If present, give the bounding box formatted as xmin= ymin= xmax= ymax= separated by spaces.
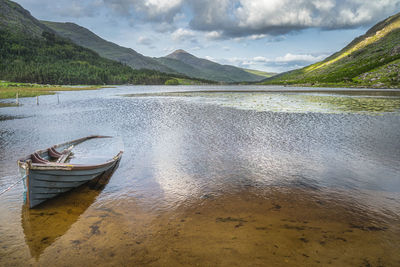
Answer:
xmin=0 ymin=0 xmax=268 ymax=85
xmin=42 ymin=21 xmax=270 ymax=83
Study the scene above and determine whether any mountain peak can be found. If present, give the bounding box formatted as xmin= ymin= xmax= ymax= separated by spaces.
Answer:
xmin=172 ymin=49 xmax=189 ymax=54
xmin=167 ymin=49 xmax=191 ymax=58
xmin=165 ymin=49 xmax=196 ymax=60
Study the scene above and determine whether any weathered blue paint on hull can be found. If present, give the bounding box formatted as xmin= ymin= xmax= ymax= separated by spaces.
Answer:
xmin=17 ymin=135 xmax=123 ymax=208
xmin=27 ymin=160 xmax=120 ymax=208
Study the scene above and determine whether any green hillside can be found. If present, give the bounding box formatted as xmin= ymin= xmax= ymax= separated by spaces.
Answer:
xmin=43 ymin=21 xmax=266 ymax=83
xmin=42 ymin=20 xmax=268 ymax=83
xmin=0 ymin=0 xmax=53 ymax=37
xmin=0 ymin=30 xmax=175 ymax=85
xmin=0 ymin=0 xmax=183 ymax=85
xmin=41 ymin=21 xmax=174 ymax=73
xmin=156 ymin=49 xmax=265 ymax=83
xmin=242 ymin=68 xmax=276 ymax=78
xmin=262 ymin=12 xmax=400 ymax=88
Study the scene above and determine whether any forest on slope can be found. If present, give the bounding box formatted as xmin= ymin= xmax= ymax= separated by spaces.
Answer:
xmin=0 ymin=0 xmax=199 ymax=85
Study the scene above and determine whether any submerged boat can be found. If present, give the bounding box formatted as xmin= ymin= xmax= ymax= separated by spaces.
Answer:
xmin=17 ymin=135 xmax=123 ymax=208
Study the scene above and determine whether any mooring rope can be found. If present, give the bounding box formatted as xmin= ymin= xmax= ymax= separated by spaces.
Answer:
xmin=0 ymin=175 xmax=25 ymax=196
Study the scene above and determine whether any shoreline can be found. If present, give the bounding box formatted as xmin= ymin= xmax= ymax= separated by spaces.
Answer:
xmin=0 ymin=82 xmax=110 ymax=100
xmin=257 ymin=82 xmax=400 ymax=90
xmin=2 ymin=83 xmax=400 ymax=103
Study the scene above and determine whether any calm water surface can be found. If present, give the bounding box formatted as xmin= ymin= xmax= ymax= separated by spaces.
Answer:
xmin=0 ymin=85 xmax=400 ymax=266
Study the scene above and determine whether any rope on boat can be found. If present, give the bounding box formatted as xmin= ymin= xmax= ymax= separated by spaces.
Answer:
xmin=0 ymin=175 xmax=25 ymax=196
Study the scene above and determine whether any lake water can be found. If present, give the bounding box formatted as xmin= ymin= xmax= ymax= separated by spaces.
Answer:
xmin=0 ymin=85 xmax=400 ymax=266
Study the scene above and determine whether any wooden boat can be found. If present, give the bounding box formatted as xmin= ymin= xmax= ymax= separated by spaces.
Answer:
xmin=17 ymin=135 xmax=123 ymax=208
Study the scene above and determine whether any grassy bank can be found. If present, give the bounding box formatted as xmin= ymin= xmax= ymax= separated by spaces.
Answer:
xmin=0 ymin=81 xmax=105 ymax=99
xmin=260 ymin=81 xmax=400 ymax=89
xmin=0 ymin=102 xmax=18 ymax=107
xmin=174 ymin=78 xmax=215 ymax=85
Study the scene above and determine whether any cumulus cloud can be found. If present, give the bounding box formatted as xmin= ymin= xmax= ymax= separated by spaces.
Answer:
xmin=137 ymin=36 xmax=153 ymax=45
xmin=15 ymin=0 xmax=400 ymax=38
xmin=18 ymin=0 xmax=183 ymax=21
xmin=275 ymin=53 xmax=327 ymax=63
xmin=248 ymin=53 xmax=325 ymax=64
xmin=171 ymin=28 xmax=195 ymax=41
xmin=248 ymin=34 xmax=268 ymax=40
xmin=222 ymin=52 xmax=329 ymax=71
xmin=190 ymin=0 xmax=400 ymax=37
xmin=102 ymin=0 xmax=184 ymax=22
xmin=205 ymin=31 xmax=223 ymax=40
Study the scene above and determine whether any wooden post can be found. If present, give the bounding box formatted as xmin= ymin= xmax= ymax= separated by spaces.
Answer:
xmin=36 ymin=96 xmax=39 ymax=105
xmin=16 ymin=92 xmax=19 ymax=105
xmin=57 ymin=94 xmax=60 ymax=104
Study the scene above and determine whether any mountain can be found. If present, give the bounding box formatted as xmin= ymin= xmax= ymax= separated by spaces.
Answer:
xmin=42 ymin=21 xmax=265 ymax=83
xmin=0 ymin=0 xmax=54 ymax=37
xmin=156 ymin=49 xmax=265 ymax=83
xmin=242 ymin=68 xmax=276 ymax=78
xmin=0 ymin=0 xmax=182 ymax=85
xmin=262 ymin=12 xmax=400 ymax=88
xmin=41 ymin=21 xmax=174 ymax=73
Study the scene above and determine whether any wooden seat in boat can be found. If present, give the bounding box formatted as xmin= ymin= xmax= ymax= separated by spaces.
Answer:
xmin=48 ymin=147 xmax=62 ymax=159
xmin=31 ymin=153 xmax=49 ymax=164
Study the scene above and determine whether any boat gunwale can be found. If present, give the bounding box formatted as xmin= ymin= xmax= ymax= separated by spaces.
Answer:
xmin=28 ymin=151 xmax=123 ymax=171
xmin=17 ymin=135 xmax=123 ymax=170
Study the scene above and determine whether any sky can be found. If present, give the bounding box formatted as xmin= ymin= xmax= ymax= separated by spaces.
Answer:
xmin=14 ymin=0 xmax=400 ymax=73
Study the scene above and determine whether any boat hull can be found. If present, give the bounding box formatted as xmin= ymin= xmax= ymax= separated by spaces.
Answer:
xmin=17 ymin=136 xmax=123 ymax=208
xmin=24 ymin=160 xmax=120 ymax=208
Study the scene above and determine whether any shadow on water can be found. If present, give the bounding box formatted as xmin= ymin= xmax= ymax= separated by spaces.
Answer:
xmin=21 ymin=168 xmax=115 ymax=260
